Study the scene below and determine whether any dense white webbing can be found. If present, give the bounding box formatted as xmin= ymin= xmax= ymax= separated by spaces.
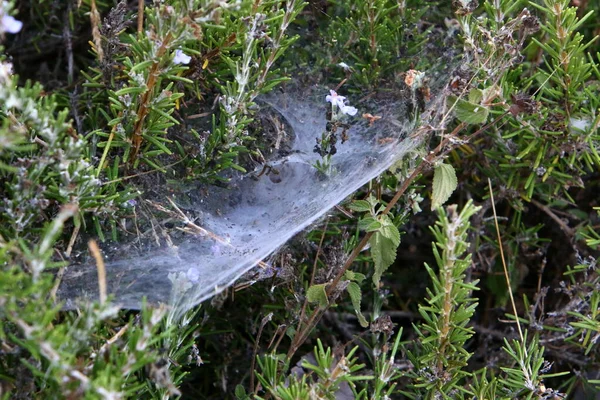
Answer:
xmin=57 ymin=82 xmax=438 ymax=317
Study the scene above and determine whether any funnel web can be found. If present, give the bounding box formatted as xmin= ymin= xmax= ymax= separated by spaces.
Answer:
xmin=57 ymin=80 xmax=443 ymax=316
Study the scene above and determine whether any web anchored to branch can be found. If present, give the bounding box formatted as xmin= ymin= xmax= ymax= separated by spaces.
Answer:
xmin=58 ymin=77 xmax=448 ymax=317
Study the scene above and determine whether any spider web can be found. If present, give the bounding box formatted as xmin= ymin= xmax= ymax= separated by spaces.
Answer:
xmin=57 ymin=76 xmax=448 ymax=317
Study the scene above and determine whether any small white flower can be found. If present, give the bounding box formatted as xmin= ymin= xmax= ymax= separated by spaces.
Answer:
xmin=326 ymin=89 xmax=347 ymax=109
xmin=341 ymin=105 xmax=358 ymax=116
xmin=5 ymin=93 xmax=20 ymax=108
xmin=173 ymin=49 xmax=191 ymax=65
xmin=338 ymin=62 xmax=351 ymax=71
xmin=0 ymin=61 xmax=13 ymax=83
xmin=1 ymin=14 xmax=22 ymax=34
xmin=326 ymin=89 xmax=358 ymax=116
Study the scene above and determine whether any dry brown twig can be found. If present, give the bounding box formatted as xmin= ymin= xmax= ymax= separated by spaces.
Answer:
xmin=143 ymin=198 xmax=233 ymax=247
xmin=488 ymin=178 xmax=524 ymax=343
xmin=137 ymin=0 xmax=144 ymax=34
xmin=530 ymin=198 xmax=575 ymax=238
xmin=250 ymin=313 xmax=273 ymax=395
xmin=90 ymin=0 xmax=104 ymax=61
xmin=297 ymin=220 xmax=329 ymax=337
xmin=88 ymin=239 xmax=107 ymax=305
xmin=129 ymin=32 xmax=174 ymax=164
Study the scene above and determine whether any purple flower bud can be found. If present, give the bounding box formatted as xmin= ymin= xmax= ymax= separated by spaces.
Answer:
xmin=173 ymin=49 xmax=191 ymax=65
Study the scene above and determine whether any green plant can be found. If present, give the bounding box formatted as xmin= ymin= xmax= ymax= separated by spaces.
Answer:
xmin=312 ymin=89 xmax=357 ymax=175
xmin=1 ymin=0 xmax=600 ymax=397
xmin=402 ymin=201 xmax=481 ymax=398
xmin=326 ymin=0 xmax=429 ymax=89
xmin=256 ymin=339 xmax=369 ymax=399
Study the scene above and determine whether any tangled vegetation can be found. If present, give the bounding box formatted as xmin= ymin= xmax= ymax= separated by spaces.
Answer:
xmin=1 ymin=0 xmax=599 ymax=398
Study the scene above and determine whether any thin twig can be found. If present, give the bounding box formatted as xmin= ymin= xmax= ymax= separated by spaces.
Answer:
xmin=137 ymin=0 xmax=144 ymax=34
xmin=90 ymin=0 xmax=104 ymax=61
xmin=49 ymin=249 xmax=67 ymax=303
xmin=97 ymin=117 xmax=120 ymax=178
xmin=488 ymin=178 xmax=524 ymax=343
xmin=98 ymin=324 xmax=130 ymax=356
xmin=334 ymin=78 xmax=348 ymax=92
xmin=64 ymin=6 xmax=75 ymax=84
xmin=268 ymin=324 xmax=287 ymax=352
xmin=101 ymin=156 xmax=187 ymax=185
xmin=50 ymin=223 xmax=82 ymax=301
xmin=297 ymin=220 xmax=328 ymax=333
xmin=250 ymin=313 xmax=273 ymax=395
xmin=530 ymin=198 xmax=574 ymax=238
xmin=287 ymin=307 xmax=326 ymax=359
xmin=165 ymin=197 xmax=233 ymax=246
xmin=129 ymin=32 xmax=173 ymax=164
xmin=88 ymin=239 xmax=107 ymax=305
xmin=65 ymin=224 xmax=81 ymax=257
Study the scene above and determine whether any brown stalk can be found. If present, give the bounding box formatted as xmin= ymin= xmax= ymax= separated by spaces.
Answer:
xmin=129 ymin=32 xmax=173 ymax=164
xmin=297 ymin=220 xmax=328 ymax=334
xmin=250 ymin=313 xmax=273 ymax=394
xmin=88 ymin=239 xmax=107 ymax=305
xmin=252 ymin=0 xmax=262 ymax=14
xmin=530 ymin=197 xmax=574 ymax=238
xmin=368 ymin=0 xmax=377 ymax=61
xmin=90 ymin=0 xmax=104 ymax=61
xmin=285 ymin=156 xmax=428 ymax=360
xmin=286 ymin=112 xmax=510 ymax=361
xmin=254 ymin=0 xmax=297 ymax=92
xmin=101 ymin=156 xmax=187 ymax=185
xmin=137 ymin=0 xmax=144 ymax=34
xmin=488 ymin=178 xmax=525 ymax=343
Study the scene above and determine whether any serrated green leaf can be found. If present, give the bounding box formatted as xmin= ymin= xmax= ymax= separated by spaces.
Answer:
xmin=370 ymin=231 xmax=399 ymax=286
xmin=379 ymin=215 xmax=401 ymax=246
xmin=345 ymin=270 xmax=367 ymax=283
xmin=347 ymin=282 xmax=368 ymax=327
xmin=353 ymin=272 xmax=366 ymax=283
xmin=358 ymin=217 xmax=382 ymax=232
xmin=348 ymin=200 xmax=372 ymax=212
xmin=431 ymin=163 xmax=458 ymax=210
xmin=306 ymin=283 xmax=328 ymax=309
